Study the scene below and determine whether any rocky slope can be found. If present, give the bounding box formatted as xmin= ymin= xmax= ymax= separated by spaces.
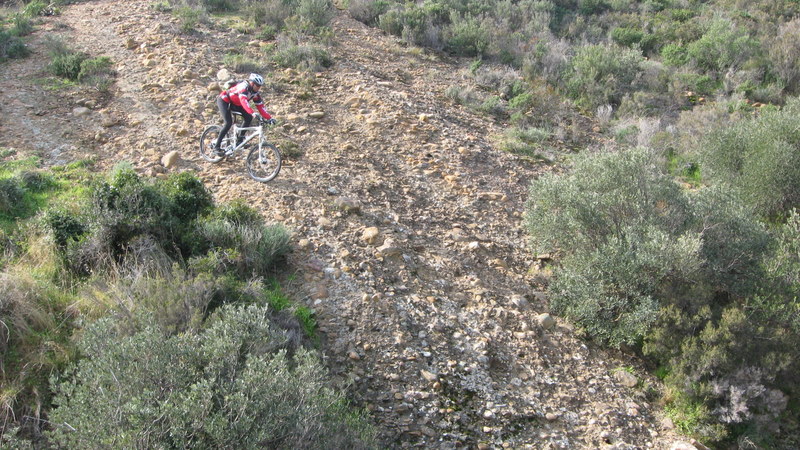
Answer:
xmin=0 ymin=1 xmax=697 ymax=448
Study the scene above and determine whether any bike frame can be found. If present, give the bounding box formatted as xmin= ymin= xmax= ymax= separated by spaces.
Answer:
xmin=228 ymin=121 xmax=265 ymax=153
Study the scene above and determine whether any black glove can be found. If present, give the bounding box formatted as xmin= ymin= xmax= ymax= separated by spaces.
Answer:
xmin=265 ymin=118 xmax=277 ymax=125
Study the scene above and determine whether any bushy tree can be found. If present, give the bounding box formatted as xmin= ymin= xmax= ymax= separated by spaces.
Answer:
xmin=686 ymin=17 xmax=759 ymax=73
xmin=48 ymin=304 xmax=375 ymax=449
xmin=526 ymin=147 xmax=797 ymax=444
xmin=564 ymin=43 xmax=644 ymax=110
xmin=698 ymin=97 xmax=800 ymax=219
xmin=526 ymin=148 xmax=698 ymax=345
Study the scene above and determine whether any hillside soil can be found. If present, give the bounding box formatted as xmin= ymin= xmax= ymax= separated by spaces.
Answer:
xmin=0 ymin=1 xmax=692 ymax=448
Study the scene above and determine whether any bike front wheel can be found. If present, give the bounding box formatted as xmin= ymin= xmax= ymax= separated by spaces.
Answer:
xmin=246 ymin=143 xmax=282 ymax=182
xmin=199 ymin=125 xmax=229 ymax=163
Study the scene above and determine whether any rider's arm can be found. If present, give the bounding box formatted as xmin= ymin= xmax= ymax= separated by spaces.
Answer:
xmin=235 ymin=92 xmax=257 ymax=115
xmin=256 ymin=104 xmax=271 ymax=119
xmin=253 ymin=94 xmax=271 ymax=119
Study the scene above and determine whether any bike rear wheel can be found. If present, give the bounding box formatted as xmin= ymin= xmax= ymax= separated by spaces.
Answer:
xmin=199 ymin=125 xmax=232 ymax=163
xmin=246 ymin=142 xmax=282 ymax=182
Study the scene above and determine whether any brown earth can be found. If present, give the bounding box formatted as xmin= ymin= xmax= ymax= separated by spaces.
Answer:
xmin=0 ymin=1 xmax=697 ymax=448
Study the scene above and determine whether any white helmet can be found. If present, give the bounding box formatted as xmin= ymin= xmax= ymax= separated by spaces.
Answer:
xmin=248 ymin=73 xmax=264 ymax=86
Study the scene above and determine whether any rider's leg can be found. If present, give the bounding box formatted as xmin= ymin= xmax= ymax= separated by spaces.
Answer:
xmin=215 ymin=97 xmax=233 ymax=153
xmin=239 ymin=110 xmax=254 ymax=145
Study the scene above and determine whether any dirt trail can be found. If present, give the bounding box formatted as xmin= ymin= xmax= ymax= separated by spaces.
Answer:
xmin=0 ymin=1 xmax=690 ymax=448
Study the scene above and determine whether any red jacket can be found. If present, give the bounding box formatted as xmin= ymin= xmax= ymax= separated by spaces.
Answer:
xmin=220 ymin=81 xmax=271 ymax=119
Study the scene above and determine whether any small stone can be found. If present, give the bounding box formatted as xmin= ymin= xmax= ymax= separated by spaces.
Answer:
xmin=348 ymin=351 xmax=360 ymax=361
xmin=216 ymin=68 xmax=231 ymax=81
xmin=614 ymin=370 xmax=638 ymax=388
xmin=545 ymin=412 xmax=559 ymax=421
xmin=161 ymin=151 xmax=180 ymax=168
xmin=73 ymin=107 xmax=91 ymax=116
xmin=308 ymin=111 xmax=326 ymax=119
xmin=510 ymin=294 xmax=529 ymax=309
xmin=536 ymin=313 xmax=556 ymax=330
xmin=420 ymin=370 xmax=438 ymax=382
xmin=361 ymin=227 xmax=381 ymax=245
xmin=377 ymin=241 xmax=402 ymax=258
xmin=312 ymin=284 xmax=329 ymax=300
xmin=335 ymin=197 xmax=362 ymax=214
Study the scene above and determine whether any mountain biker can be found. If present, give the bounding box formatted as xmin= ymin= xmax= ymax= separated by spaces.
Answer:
xmin=213 ymin=73 xmax=276 ymax=155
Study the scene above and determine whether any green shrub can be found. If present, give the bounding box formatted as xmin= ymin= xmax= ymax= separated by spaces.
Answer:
xmin=158 ymin=171 xmax=214 ymax=223
xmin=21 ymin=0 xmax=59 ymax=17
xmin=45 ymin=209 xmax=87 ymax=250
xmin=296 ymin=0 xmax=334 ymax=29
xmin=565 ymin=43 xmax=644 ymax=110
xmin=348 ymin=0 xmax=392 ymax=26
xmin=174 ymin=5 xmax=204 ymax=33
xmin=196 ymin=211 xmax=291 ymax=278
xmin=525 ymin=146 xmax=796 ymax=443
xmin=0 ymin=178 xmax=24 ymax=215
xmin=249 ymin=0 xmax=295 ymax=30
xmin=201 ymin=0 xmax=237 ymax=12
xmin=660 ymin=43 xmax=688 ymax=67
xmin=698 ymin=98 xmax=800 ymax=219
xmin=526 ymin=148 xmax=698 ymax=345
xmin=0 ymin=271 xmax=78 ymax=438
xmin=0 ymin=27 xmax=29 ymax=60
xmin=444 ymin=12 xmax=490 ymax=57
xmin=770 ymin=18 xmax=800 ymax=93
xmin=271 ymin=36 xmax=333 ymax=71
xmin=499 ymin=125 xmax=551 ymax=156
xmin=10 ymin=14 xmax=34 ymax=37
xmin=49 ymin=51 xmax=86 ymax=81
xmin=47 ymin=304 xmax=375 ymax=449
xmin=222 ymin=53 xmax=264 ymax=74
xmin=610 ymin=26 xmax=655 ymax=53
xmin=686 ymin=18 xmax=759 ymax=73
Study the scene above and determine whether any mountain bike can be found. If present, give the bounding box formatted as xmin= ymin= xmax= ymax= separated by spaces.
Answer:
xmin=199 ymin=112 xmax=282 ymax=183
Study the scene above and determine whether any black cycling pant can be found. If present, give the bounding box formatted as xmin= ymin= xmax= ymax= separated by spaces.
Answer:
xmin=215 ymin=96 xmax=254 ymax=149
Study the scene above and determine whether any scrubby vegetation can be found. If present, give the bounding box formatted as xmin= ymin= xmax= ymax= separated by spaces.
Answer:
xmin=525 ymin=137 xmax=800 ymax=445
xmin=0 ymin=157 xmax=374 ymax=448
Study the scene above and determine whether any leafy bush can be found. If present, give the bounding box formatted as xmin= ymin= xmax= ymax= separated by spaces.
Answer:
xmin=200 ymin=0 xmax=237 ymax=12
xmin=698 ymin=97 xmax=800 ymax=219
xmin=686 ymin=18 xmax=759 ymax=73
xmin=378 ymin=2 xmax=446 ymax=49
xmin=444 ymin=12 xmax=490 ymax=57
xmin=0 ymin=270 xmax=77 ymax=438
xmin=769 ymin=18 xmax=800 ymax=93
xmin=249 ymin=0 xmax=295 ymax=30
xmin=21 ymin=0 xmax=59 ymax=17
xmin=196 ymin=204 xmax=291 ymax=278
xmin=0 ymin=178 xmax=24 ymax=215
xmin=271 ymin=36 xmax=333 ymax=71
xmin=44 ymin=36 xmax=115 ymax=89
xmin=660 ymin=43 xmax=687 ymax=67
xmin=0 ymin=26 xmax=29 ymax=60
xmin=610 ymin=26 xmax=655 ymax=53
xmin=348 ymin=0 xmax=392 ymax=26
xmin=47 ymin=304 xmax=375 ymax=449
xmin=526 ymin=147 xmax=798 ymax=444
xmin=565 ymin=43 xmax=644 ymax=111
xmin=174 ymin=5 xmax=204 ymax=33
xmin=295 ymin=0 xmax=334 ymax=29
xmin=222 ymin=52 xmax=265 ymax=74
xmin=45 ymin=168 xmax=215 ymax=276
xmin=526 ymin=148 xmax=696 ymax=345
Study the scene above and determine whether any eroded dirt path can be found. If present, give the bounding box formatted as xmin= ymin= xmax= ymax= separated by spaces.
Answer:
xmin=1 ymin=1 xmax=687 ymax=448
